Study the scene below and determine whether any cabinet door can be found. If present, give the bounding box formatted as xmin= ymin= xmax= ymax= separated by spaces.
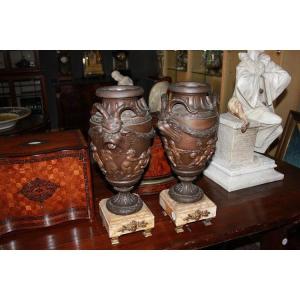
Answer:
xmin=0 ymin=81 xmax=13 ymax=107
xmin=14 ymin=78 xmax=44 ymax=114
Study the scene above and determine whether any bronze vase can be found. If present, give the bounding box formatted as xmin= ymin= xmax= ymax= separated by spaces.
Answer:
xmin=89 ymin=85 xmax=155 ymax=215
xmin=158 ymin=81 xmax=218 ymax=203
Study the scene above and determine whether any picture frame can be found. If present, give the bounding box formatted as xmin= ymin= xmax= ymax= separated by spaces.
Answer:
xmin=82 ymin=50 xmax=104 ymax=78
xmin=276 ymin=110 xmax=300 ymax=167
xmin=8 ymin=50 xmax=40 ymax=70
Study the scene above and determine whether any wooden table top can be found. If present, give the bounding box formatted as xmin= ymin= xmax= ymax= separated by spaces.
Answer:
xmin=1 ymin=161 xmax=300 ymax=250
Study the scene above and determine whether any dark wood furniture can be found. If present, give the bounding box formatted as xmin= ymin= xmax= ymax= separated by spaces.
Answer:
xmin=0 ymin=51 xmax=40 ymax=74
xmin=0 ymin=114 xmax=49 ymax=136
xmin=54 ymin=79 xmax=114 ymax=136
xmin=0 ymin=159 xmax=299 ymax=249
xmin=276 ymin=110 xmax=300 ymax=161
xmin=0 ymin=51 xmax=48 ymax=125
xmin=0 ymin=130 xmax=93 ymax=236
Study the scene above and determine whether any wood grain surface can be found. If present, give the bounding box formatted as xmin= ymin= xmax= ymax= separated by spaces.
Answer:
xmin=0 ymin=161 xmax=300 ymax=250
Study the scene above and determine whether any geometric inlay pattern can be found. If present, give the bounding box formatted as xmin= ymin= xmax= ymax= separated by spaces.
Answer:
xmin=20 ymin=178 xmax=60 ymax=203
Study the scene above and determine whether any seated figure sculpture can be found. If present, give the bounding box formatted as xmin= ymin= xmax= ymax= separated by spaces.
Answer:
xmin=227 ymin=50 xmax=291 ymax=153
xmin=204 ymin=50 xmax=291 ymax=192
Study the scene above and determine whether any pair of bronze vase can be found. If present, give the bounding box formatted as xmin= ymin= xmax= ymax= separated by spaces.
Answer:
xmin=89 ymin=82 xmax=218 ymax=216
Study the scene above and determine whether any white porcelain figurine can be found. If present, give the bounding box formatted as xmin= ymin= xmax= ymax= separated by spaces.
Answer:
xmin=227 ymin=50 xmax=291 ymax=153
xmin=111 ymin=70 xmax=133 ymax=86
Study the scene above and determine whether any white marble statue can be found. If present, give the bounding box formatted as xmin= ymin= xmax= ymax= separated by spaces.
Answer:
xmin=111 ymin=70 xmax=133 ymax=86
xmin=227 ymin=50 xmax=291 ymax=153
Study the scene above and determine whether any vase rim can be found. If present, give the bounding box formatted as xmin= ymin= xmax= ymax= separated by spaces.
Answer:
xmin=96 ymin=85 xmax=144 ymax=98
xmin=169 ymin=81 xmax=210 ymax=94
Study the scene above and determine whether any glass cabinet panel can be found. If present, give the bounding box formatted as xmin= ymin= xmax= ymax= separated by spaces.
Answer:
xmin=0 ymin=51 xmax=6 ymax=70
xmin=14 ymin=79 xmax=43 ymax=114
xmin=0 ymin=81 xmax=13 ymax=107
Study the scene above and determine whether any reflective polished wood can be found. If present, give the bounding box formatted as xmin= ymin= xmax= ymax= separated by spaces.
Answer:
xmin=0 ymin=161 xmax=300 ymax=250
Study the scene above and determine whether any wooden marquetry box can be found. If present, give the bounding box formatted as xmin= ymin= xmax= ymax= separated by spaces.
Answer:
xmin=0 ymin=130 xmax=93 ymax=236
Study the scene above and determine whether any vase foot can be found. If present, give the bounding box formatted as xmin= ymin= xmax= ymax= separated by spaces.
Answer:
xmin=106 ymin=192 xmax=143 ymax=215
xmin=169 ymin=182 xmax=203 ymax=203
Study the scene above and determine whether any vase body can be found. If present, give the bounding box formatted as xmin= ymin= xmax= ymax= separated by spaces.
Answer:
xmin=89 ymin=85 xmax=154 ymax=215
xmin=158 ymin=81 xmax=218 ymax=203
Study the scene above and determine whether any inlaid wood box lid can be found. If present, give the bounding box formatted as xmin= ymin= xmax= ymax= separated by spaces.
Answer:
xmin=0 ymin=130 xmax=87 ymax=158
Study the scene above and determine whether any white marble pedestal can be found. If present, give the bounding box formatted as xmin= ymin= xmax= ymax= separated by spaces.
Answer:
xmin=99 ymin=197 xmax=154 ymax=245
xmin=204 ymin=113 xmax=284 ymax=192
xmin=159 ymin=189 xmax=217 ymax=233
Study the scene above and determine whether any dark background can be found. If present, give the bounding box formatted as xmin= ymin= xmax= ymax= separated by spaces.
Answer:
xmin=39 ymin=50 xmax=159 ymax=128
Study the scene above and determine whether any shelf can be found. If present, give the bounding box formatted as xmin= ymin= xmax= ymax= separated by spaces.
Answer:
xmin=191 ymin=71 xmax=222 ymax=78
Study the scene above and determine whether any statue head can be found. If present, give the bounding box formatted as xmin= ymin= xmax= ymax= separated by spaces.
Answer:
xmin=247 ymin=50 xmax=264 ymax=61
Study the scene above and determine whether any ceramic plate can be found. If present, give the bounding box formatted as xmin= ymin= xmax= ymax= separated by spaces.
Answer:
xmin=0 ymin=107 xmax=31 ymax=131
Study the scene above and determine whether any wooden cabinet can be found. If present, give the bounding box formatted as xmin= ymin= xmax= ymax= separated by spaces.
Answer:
xmin=55 ymin=79 xmax=114 ymax=136
xmin=0 ymin=51 xmax=48 ymax=118
xmin=0 ymin=130 xmax=93 ymax=236
xmin=163 ymin=50 xmax=300 ymax=128
xmin=163 ymin=50 xmax=240 ymax=113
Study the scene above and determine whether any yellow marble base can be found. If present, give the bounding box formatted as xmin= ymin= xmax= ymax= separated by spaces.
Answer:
xmin=99 ymin=197 xmax=155 ymax=245
xmin=159 ymin=189 xmax=217 ymax=233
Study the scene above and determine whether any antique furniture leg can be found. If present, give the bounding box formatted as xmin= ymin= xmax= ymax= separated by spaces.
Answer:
xmin=175 ymin=226 xmax=184 ymax=234
xmin=203 ymin=218 xmax=213 ymax=226
xmin=143 ymin=229 xmax=152 ymax=238
xmin=111 ymin=237 xmax=119 ymax=246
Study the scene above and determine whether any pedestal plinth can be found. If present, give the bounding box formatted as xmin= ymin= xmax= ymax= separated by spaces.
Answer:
xmin=159 ymin=189 xmax=217 ymax=233
xmin=204 ymin=113 xmax=284 ymax=192
xmin=99 ymin=197 xmax=154 ymax=245
xmin=204 ymin=153 xmax=284 ymax=192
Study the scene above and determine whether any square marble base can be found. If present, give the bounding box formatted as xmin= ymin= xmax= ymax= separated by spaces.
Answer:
xmin=159 ymin=189 xmax=217 ymax=232
xmin=204 ymin=153 xmax=284 ymax=192
xmin=99 ymin=197 xmax=155 ymax=245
